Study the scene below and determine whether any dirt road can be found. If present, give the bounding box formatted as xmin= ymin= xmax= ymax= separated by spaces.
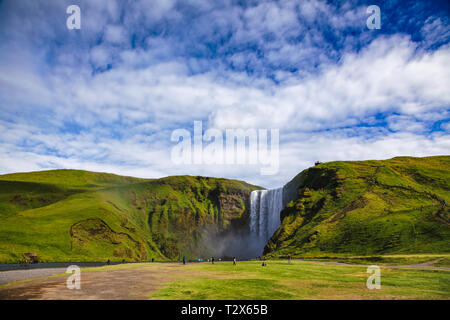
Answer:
xmin=0 ymin=264 xmax=185 ymax=300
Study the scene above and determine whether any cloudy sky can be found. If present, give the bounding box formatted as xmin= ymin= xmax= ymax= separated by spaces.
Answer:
xmin=0 ymin=0 xmax=449 ymax=188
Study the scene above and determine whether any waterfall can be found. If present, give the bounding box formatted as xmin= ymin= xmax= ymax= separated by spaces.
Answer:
xmin=249 ymin=188 xmax=283 ymax=256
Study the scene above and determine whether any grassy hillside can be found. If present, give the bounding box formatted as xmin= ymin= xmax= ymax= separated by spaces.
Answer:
xmin=0 ymin=170 xmax=260 ymax=263
xmin=265 ymin=156 xmax=450 ymax=257
xmin=2 ymin=156 xmax=448 ymax=264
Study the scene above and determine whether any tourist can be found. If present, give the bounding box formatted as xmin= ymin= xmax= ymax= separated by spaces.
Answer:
xmin=233 ymin=257 xmax=236 ymax=265
xmin=212 ymin=257 xmax=215 ymax=264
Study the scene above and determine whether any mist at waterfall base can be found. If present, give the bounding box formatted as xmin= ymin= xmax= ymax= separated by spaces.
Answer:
xmin=201 ymin=188 xmax=284 ymax=259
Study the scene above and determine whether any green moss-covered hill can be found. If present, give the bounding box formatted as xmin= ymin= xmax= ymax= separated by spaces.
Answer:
xmin=265 ymin=156 xmax=450 ymax=257
xmin=0 ymin=170 xmax=260 ymax=263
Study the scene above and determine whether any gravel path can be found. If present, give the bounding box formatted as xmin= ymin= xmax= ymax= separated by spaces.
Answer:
xmin=0 ymin=268 xmax=67 ymax=285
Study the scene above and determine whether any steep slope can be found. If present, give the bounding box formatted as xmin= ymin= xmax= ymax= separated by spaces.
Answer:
xmin=265 ymin=156 xmax=450 ymax=257
xmin=0 ymin=170 xmax=260 ymax=263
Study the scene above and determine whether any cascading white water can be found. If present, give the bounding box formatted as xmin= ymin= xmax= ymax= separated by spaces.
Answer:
xmin=249 ymin=188 xmax=283 ymax=256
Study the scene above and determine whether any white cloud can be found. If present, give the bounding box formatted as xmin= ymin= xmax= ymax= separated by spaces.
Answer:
xmin=387 ymin=115 xmax=426 ymax=132
xmin=421 ymin=17 xmax=450 ymax=48
xmin=104 ymin=25 xmax=127 ymax=44
xmin=89 ymin=45 xmax=112 ymax=68
xmin=210 ymin=36 xmax=450 ymax=130
xmin=0 ymin=1 xmax=449 ymax=189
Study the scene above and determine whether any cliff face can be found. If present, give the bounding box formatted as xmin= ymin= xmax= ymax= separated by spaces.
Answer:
xmin=142 ymin=176 xmax=257 ymax=259
xmin=264 ymin=156 xmax=450 ymax=257
xmin=0 ymin=171 xmax=260 ymax=263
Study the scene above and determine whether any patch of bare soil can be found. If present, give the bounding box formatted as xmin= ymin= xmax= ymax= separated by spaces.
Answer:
xmin=0 ymin=264 xmax=193 ymax=300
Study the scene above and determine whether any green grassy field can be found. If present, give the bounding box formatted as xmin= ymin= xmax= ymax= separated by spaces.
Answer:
xmin=1 ymin=259 xmax=448 ymax=299
xmin=265 ymin=253 xmax=450 ymax=267
xmin=149 ymin=260 xmax=450 ymax=300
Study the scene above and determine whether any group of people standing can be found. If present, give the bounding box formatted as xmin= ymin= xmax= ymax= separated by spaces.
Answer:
xmin=182 ymin=256 xmax=237 ymax=265
xmin=181 ymin=255 xmax=292 ymax=265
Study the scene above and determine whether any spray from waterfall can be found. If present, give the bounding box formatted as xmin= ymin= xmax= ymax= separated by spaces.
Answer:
xmin=249 ymin=188 xmax=283 ymax=256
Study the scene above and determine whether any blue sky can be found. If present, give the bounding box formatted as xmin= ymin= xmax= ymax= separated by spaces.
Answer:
xmin=0 ymin=0 xmax=449 ymax=188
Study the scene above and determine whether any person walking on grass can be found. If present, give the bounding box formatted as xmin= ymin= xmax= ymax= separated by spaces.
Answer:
xmin=211 ymin=257 xmax=215 ymax=264
xmin=183 ymin=256 xmax=186 ymax=265
xmin=233 ymin=257 xmax=236 ymax=265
